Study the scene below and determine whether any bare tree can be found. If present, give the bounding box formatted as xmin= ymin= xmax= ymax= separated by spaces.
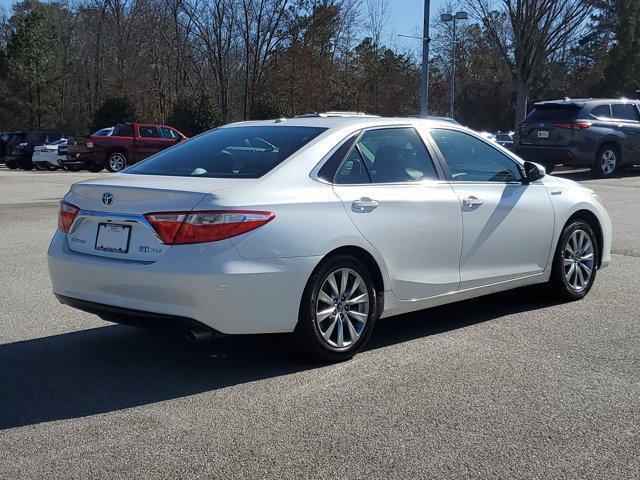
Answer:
xmin=465 ymin=0 xmax=594 ymax=128
xmin=364 ymin=0 xmax=389 ymax=47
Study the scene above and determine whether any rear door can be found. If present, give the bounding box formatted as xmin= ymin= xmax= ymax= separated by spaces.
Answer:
xmin=135 ymin=125 xmax=167 ymax=162
xmin=518 ymin=104 xmax=580 ymax=147
xmin=331 ymin=126 xmax=463 ymax=301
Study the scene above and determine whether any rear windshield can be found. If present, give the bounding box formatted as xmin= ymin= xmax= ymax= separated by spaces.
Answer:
xmin=126 ymin=126 xmax=327 ymax=178
xmin=525 ymin=106 xmax=580 ymax=123
xmin=93 ymin=128 xmax=113 ymax=136
xmin=495 ymin=134 xmax=512 ymax=142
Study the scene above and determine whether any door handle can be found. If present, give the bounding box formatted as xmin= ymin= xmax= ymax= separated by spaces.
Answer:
xmin=462 ymin=196 xmax=484 ymax=209
xmin=352 ymin=197 xmax=379 ymax=213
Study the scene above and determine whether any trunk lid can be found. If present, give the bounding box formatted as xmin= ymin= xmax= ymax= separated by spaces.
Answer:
xmin=63 ymin=174 xmax=247 ymax=262
xmin=518 ymin=103 xmax=581 ymax=147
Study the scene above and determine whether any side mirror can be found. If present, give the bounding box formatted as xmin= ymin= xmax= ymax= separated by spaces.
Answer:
xmin=523 ymin=161 xmax=545 ymax=183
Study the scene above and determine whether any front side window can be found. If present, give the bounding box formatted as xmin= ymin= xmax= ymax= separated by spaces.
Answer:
xmin=126 ymin=126 xmax=326 ymax=179
xmin=335 ymin=127 xmax=438 ymax=184
xmin=611 ymin=103 xmax=639 ymax=121
xmin=430 ymin=128 xmax=522 ymax=182
xmin=160 ymin=126 xmax=180 ymax=139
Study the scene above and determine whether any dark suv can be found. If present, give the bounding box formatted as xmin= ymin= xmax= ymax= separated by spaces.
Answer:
xmin=515 ymin=98 xmax=640 ymax=177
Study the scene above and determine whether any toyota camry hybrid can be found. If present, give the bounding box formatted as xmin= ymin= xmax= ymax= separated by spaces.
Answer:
xmin=48 ymin=113 xmax=612 ymax=361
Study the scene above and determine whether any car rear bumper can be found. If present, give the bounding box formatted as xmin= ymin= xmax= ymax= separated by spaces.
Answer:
xmin=62 ymin=151 xmax=104 ymax=168
xmin=515 ymin=144 xmax=594 ymax=167
xmin=47 ymin=230 xmax=320 ymax=335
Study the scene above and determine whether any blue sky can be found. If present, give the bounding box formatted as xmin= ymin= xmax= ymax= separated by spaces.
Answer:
xmin=0 ymin=0 xmax=445 ymax=57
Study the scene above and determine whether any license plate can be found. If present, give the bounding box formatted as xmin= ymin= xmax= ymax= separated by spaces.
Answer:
xmin=95 ymin=223 xmax=131 ymax=253
xmin=537 ymin=130 xmax=550 ymax=139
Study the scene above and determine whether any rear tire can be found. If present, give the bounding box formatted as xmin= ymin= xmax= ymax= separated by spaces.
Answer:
xmin=107 ymin=152 xmax=127 ymax=172
xmin=593 ymin=145 xmax=618 ymax=177
xmin=548 ymin=220 xmax=599 ymax=301
xmin=6 ymin=160 xmax=17 ymax=169
xmin=296 ymin=255 xmax=379 ymax=362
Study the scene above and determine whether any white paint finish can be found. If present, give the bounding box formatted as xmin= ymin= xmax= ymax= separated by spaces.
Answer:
xmin=333 ymin=181 xmax=462 ymax=300
xmin=47 ymin=116 xmax=613 ymax=336
xmin=449 ymin=182 xmax=555 ymax=289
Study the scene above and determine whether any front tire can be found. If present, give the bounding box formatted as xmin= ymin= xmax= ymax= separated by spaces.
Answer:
xmin=107 ymin=152 xmax=127 ymax=172
xmin=549 ymin=220 xmax=599 ymax=300
xmin=593 ymin=145 xmax=618 ymax=177
xmin=296 ymin=255 xmax=379 ymax=362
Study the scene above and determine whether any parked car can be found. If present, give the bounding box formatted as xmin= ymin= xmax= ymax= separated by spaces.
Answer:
xmin=57 ymin=140 xmax=69 ymax=169
xmin=5 ymin=130 xmax=65 ymax=170
xmin=495 ymin=131 xmax=515 ymax=150
xmin=32 ymin=138 xmax=67 ymax=170
xmin=478 ymin=131 xmax=497 ymax=142
xmin=0 ymin=131 xmax=10 ymax=160
xmin=64 ymin=123 xmax=186 ymax=173
xmin=3 ymin=131 xmax=28 ymax=169
xmin=515 ymin=98 xmax=640 ymax=176
xmin=48 ymin=114 xmax=611 ymax=362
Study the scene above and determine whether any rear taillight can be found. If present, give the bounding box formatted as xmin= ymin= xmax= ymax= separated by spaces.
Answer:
xmin=554 ymin=121 xmax=592 ymax=130
xmin=519 ymin=122 xmax=530 ymax=131
xmin=86 ymin=141 xmax=94 ymax=148
xmin=58 ymin=201 xmax=79 ymax=233
xmin=145 ymin=210 xmax=275 ymax=245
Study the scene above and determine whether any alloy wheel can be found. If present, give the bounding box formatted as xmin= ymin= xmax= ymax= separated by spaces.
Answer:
xmin=600 ymin=150 xmax=616 ymax=175
xmin=315 ymin=268 xmax=369 ymax=350
xmin=109 ymin=154 xmax=126 ymax=172
xmin=563 ymin=229 xmax=595 ymax=292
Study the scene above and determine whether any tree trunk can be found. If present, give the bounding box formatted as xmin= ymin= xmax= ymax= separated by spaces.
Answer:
xmin=514 ymin=73 xmax=529 ymax=131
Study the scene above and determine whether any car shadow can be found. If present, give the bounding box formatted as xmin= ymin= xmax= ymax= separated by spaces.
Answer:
xmin=0 ymin=285 xmax=563 ymax=430
xmin=554 ymin=166 xmax=640 ymax=182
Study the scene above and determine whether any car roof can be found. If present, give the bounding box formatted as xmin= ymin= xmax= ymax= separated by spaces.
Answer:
xmin=222 ymin=115 xmax=462 ymax=130
xmin=535 ymin=98 xmax=639 ymax=108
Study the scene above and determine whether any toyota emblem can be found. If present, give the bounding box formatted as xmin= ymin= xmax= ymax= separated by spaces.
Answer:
xmin=102 ymin=192 xmax=114 ymax=206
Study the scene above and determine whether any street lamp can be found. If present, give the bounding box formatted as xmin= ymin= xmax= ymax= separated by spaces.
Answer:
xmin=441 ymin=11 xmax=468 ymax=119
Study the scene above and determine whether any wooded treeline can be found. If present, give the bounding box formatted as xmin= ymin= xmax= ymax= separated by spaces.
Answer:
xmin=0 ymin=0 xmax=638 ymax=135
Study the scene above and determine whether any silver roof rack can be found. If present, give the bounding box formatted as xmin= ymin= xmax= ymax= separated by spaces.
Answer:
xmin=294 ymin=111 xmax=380 ymax=118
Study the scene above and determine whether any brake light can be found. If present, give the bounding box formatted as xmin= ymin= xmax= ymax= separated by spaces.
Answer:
xmin=554 ymin=121 xmax=592 ymax=130
xmin=519 ymin=123 xmax=530 ymax=131
xmin=58 ymin=201 xmax=79 ymax=233
xmin=145 ymin=210 xmax=275 ymax=245
xmin=86 ymin=140 xmax=94 ymax=148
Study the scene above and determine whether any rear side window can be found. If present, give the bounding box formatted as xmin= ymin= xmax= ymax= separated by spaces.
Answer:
xmin=139 ymin=126 xmax=162 ymax=138
xmin=126 ymin=126 xmax=326 ymax=178
xmin=114 ymin=125 xmax=133 ymax=137
xmin=590 ymin=105 xmax=611 ymax=118
xmin=337 ymin=127 xmax=438 ymax=184
xmin=611 ymin=104 xmax=639 ymax=121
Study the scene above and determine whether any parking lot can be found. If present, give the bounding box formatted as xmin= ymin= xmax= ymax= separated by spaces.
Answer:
xmin=0 ymin=166 xmax=638 ymax=479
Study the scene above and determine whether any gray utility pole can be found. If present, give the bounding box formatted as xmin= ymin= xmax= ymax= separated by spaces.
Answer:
xmin=398 ymin=0 xmax=432 ymax=116
xmin=421 ymin=0 xmax=431 ymax=117
xmin=441 ymin=11 xmax=468 ymax=119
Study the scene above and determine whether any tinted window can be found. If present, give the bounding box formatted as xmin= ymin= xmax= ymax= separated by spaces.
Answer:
xmin=126 ymin=126 xmax=326 ymax=178
xmin=590 ymin=105 xmax=611 ymax=118
xmin=431 ymin=129 xmax=522 ymax=182
xmin=335 ymin=148 xmax=371 ymax=184
xmin=350 ymin=128 xmax=438 ymax=183
xmin=318 ymin=133 xmax=359 ymax=183
xmin=525 ymin=106 xmax=579 ymax=123
xmin=611 ymin=103 xmax=639 ymax=121
xmin=495 ymin=133 xmax=512 ymax=142
xmin=160 ymin=126 xmax=180 ymax=139
xmin=114 ymin=124 xmax=133 ymax=137
xmin=139 ymin=126 xmax=162 ymax=138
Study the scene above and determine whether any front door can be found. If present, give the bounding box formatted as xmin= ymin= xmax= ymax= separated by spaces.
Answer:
xmin=429 ymin=127 xmax=555 ymax=290
xmin=332 ymin=127 xmax=463 ymax=301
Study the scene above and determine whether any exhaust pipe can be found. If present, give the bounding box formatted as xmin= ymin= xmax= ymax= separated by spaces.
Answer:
xmin=185 ymin=329 xmax=215 ymax=342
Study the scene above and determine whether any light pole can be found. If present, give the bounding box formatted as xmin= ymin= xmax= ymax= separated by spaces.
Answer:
xmin=399 ymin=0 xmax=431 ymax=117
xmin=441 ymin=11 xmax=468 ymax=119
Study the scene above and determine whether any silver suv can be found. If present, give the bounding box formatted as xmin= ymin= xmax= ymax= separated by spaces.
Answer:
xmin=515 ymin=98 xmax=640 ymax=177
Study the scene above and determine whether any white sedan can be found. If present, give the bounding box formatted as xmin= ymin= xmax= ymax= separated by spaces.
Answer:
xmin=48 ymin=114 xmax=611 ymax=361
xmin=32 ymin=139 xmax=66 ymax=170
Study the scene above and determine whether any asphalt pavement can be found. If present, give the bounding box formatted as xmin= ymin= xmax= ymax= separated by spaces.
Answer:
xmin=0 ymin=166 xmax=638 ymax=479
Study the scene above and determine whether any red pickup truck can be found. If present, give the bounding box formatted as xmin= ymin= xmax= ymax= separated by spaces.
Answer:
xmin=64 ymin=123 xmax=187 ymax=172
